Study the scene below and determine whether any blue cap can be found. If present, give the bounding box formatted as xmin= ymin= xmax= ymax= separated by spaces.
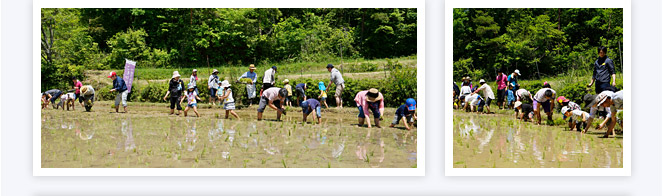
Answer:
xmin=326 ymin=64 xmax=334 ymax=68
xmin=406 ymin=98 xmax=416 ymax=110
xmin=272 ymin=66 xmax=277 ymax=70
xmin=318 ymin=81 xmax=326 ymax=91
xmin=300 ymin=100 xmax=310 ymax=114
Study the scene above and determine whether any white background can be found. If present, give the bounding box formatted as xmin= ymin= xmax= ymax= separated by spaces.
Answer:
xmin=3 ymin=0 xmax=662 ymax=195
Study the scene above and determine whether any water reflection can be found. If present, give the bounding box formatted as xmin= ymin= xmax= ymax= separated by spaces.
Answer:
xmin=118 ymin=118 xmax=135 ymax=152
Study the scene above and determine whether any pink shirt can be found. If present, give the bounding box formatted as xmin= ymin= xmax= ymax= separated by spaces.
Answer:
xmin=262 ymin=87 xmax=282 ymax=101
xmin=354 ymin=90 xmax=385 ymax=117
xmin=74 ymin=80 xmax=83 ymax=94
xmin=496 ymin=74 xmax=507 ymax=90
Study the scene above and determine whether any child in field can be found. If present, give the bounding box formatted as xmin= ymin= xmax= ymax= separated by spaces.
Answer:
xmin=561 ymin=106 xmax=589 ymax=132
xmin=473 ymin=79 xmax=495 ymax=113
xmin=506 ymin=84 xmax=516 ymax=109
xmin=463 ymin=94 xmax=482 ymax=112
xmin=181 ymin=83 xmax=201 ymax=117
xmin=515 ymin=87 xmax=533 ymax=103
xmin=217 ymin=80 xmax=240 ymax=120
xmin=318 ymin=81 xmax=329 ymax=109
xmin=58 ymin=92 xmax=77 ymax=111
xmin=557 ymin=96 xmax=581 ymax=128
xmin=390 ymin=98 xmax=417 ymax=130
xmin=283 ymin=79 xmax=293 ymax=107
xmin=300 ymin=99 xmax=322 ymax=124
xmin=513 ymin=101 xmax=534 ymax=122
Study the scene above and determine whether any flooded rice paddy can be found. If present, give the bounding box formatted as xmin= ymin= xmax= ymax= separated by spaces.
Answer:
xmin=453 ymin=110 xmax=622 ymax=168
xmin=41 ymin=101 xmax=417 ymax=168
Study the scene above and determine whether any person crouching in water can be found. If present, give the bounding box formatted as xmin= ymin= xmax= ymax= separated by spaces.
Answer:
xmin=300 ymin=99 xmax=322 ymax=124
xmin=217 ymin=80 xmax=240 ymax=120
xmin=390 ymin=98 xmax=417 ymax=130
xmin=80 ymin=85 xmax=95 ymax=112
xmin=354 ymin=88 xmax=385 ymax=128
xmin=532 ymin=87 xmax=557 ymax=125
xmin=561 ymin=106 xmax=589 ymax=132
xmin=181 ymin=84 xmax=201 ymax=117
xmin=473 ymin=79 xmax=495 ymax=113
xmin=257 ymin=87 xmax=288 ymax=121
xmin=513 ymin=101 xmax=533 ymax=122
xmin=557 ymin=96 xmax=581 ymax=130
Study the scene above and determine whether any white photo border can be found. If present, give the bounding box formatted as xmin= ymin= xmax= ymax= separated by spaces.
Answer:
xmin=445 ymin=0 xmax=631 ymax=176
xmin=33 ymin=0 xmax=426 ymax=176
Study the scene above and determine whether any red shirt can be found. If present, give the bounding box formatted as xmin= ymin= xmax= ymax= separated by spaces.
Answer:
xmin=74 ymin=80 xmax=83 ymax=94
xmin=496 ymin=74 xmax=507 ymax=90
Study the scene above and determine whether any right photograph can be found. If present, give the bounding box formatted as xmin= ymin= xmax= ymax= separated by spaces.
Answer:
xmin=448 ymin=6 xmax=630 ymax=172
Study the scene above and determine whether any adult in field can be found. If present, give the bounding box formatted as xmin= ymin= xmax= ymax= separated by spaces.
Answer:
xmin=260 ymin=66 xmax=277 ymax=97
xmin=295 ymin=83 xmax=307 ymax=106
xmin=473 ymin=79 xmax=495 ymax=113
xmin=42 ymin=89 xmax=63 ymax=109
xmin=463 ymin=93 xmax=481 ymax=112
xmin=80 ymin=85 xmax=95 ymax=112
xmin=326 ymin=64 xmax=345 ymax=108
xmin=257 ymin=87 xmax=287 ymax=121
xmin=495 ymin=69 xmax=508 ymax=109
xmin=586 ymin=90 xmax=623 ymax=137
xmin=532 ymin=87 xmax=557 ymax=125
xmin=508 ymin=69 xmax=521 ymax=91
xmin=163 ymin=71 xmax=185 ymax=115
xmin=108 ymin=71 xmax=128 ymax=113
xmin=208 ymin=69 xmax=220 ymax=105
xmin=189 ymin=69 xmax=200 ymax=99
xmin=300 ymin=98 xmax=322 ymax=124
xmin=237 ymin=64 xmax=258 ymax=106
xmin=72 ymin=77 xmax=84 ymax=108
xmin=515 ymin=88 xmax=533 ymax=103
xmin=354 ymin=88 xmax=384 ymax=128
xmin=587 ymin=46 xmax=616 ymax=94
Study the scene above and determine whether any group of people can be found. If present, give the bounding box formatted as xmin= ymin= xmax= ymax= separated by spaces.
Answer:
xmin=454 ymin=46 xmax=623 ymax=138
xmin=43 ymin=63 xmax=417 ymax=130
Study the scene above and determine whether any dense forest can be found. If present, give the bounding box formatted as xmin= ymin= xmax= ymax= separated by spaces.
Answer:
xmin=41 ymin=8 xmax=417 ymax=89
xmin=453 ymin=8 xmax=623 ymax=81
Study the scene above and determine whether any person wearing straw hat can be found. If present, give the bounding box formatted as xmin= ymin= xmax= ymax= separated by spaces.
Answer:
xmin=237 ymin=64 xmax=258 ymax=106
xmin=586 ymin=90 xmax=623 ymax=137
xmin=164 ymin=71 xmax=185 ymax=115
xmin=108 ymin=71 xmax=128 ymax=113
xmin=260 ymin=66 xmax=277 ymax=97
xmin=473 ymin=79 xmax=495 ymax=114
xmin=218 ymin=80 xmax=240 ymax=120
xmin=326 ymin=63 xmax=345 ymax=109
xmin=208 ymin=69 xmax=220 ymax=105
xmin=80 ymin=85 xmax=95 ymax=112
xmin=354 ymin=88 xmax=385 ymax=128
xmin=283 ymin=79 xmax=293 ymax=107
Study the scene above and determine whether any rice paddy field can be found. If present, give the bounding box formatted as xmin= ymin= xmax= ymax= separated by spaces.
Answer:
xmin=453 ymin=109 xmax=623 ymax=168
xmin=41 ymin=101 xmax=417 ymax=168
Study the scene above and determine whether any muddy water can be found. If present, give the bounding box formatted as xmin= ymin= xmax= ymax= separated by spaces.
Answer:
xmin=453 ymin=110 xmax=622 ymax=168
xmin=41 ymin=101 xmax=417 ymax=168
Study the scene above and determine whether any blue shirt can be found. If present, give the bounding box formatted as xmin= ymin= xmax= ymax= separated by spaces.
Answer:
xmin=296 ymin=83 xmax=306 ymax=89
xmin=113 ymin=77 xmax=128 ymax=92
xmin=395 ymin=104 xmax=411 ymax=116
xmin=507 ymin=74 xmax=517 ymax=87
xmin=304 ymin=99 xmax=320 ymax=114
xmin=238 ymin=71 xmax=258 ymax=84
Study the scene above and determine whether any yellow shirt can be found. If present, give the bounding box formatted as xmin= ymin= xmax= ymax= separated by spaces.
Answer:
xmin=320 ymin=90 xmax=327 ymax=98
xmin=284 ymin=84 xmax=293 ymax=96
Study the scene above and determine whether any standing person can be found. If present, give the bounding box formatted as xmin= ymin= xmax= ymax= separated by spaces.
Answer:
xmin=496 ymin=69 xmax=508 ymax=109
xmin=72 ymin=77 xmax=84 ymax=108
xmin=587 ymin=46 xmax=617 ymax=94
xmin=260 ymin=66 xmax=277 ymax=97
xmin=295 ymin=83 xmax=307 ymax=106
xmin=300 ymin=98 xmax=322 ymax=124
xmin=257 ymin=87 xmax=287 ymax=121
xmin=473 ymin=79 xmax=495 ymax=114
xmin=208 ymin=69 xmax=220 ymax=105
xmin=218 ymin=80 xmax=240 ymax=120
xmin=532 ymin=87 xmax=557 ymax=125
xmin=354 ymin=88 xmax=384 ymax=128
xmin=507 ymin=69 xmax=521 ymax=91
xmin=80 ymin=85 xmax=95 ymax=112
xmin=181 ymin=83 xmax=201 ymax=117
xmin=163 ymin=71 xmax=184 ymax=115
xmin=326 ymin=64 xmax=345 ymax=109
xmin=42 ymin=89 xmax=63 ymax=109
xmin=458 ymin=78 xmax=472 ymax=107
xmin=237 ymin=64 xmax=258 ymax=106
xmin=189 ymin=69 xmax=200 ymax=101
xmin=108 ymin=71 xmax=128 ymax=113
xmin=318 ymin=81 xmax=329 ymax=109
xmin=389 ymin=98 xmax=417 ymax=130
xmin=283 ymin=79 xmax=293 ymax=107
xmin=506 ymin=84 xmax=516 ymax=109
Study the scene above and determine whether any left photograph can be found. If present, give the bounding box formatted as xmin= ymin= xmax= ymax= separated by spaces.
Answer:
xmin=38 ymin=8 xmax=420 ymax=170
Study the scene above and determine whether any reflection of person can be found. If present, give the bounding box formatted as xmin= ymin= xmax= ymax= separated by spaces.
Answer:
xmin=108 ymin=71 xmax=128 ymax=113
xmin=237 ymin=64 xmax=258 ymax=105
xmin=326 ymin=64 xmax=345 ymax=108
xmin=587 ymin=46 xmax=616 ymax=94
xmin=257 ymin=87 xmax=287 ymax=121
xmin=354 ymin=88 xmax=384 ymax=128
xmin=301 ymin=99 xmax=322 ymax=124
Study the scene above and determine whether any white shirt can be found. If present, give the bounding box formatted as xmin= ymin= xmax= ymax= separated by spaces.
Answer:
xmin=571 ymin=110 xmax=589 ymax=121
xmin=465 ymin=94 xmax=480 ymax=106
xmin=263 ymin=68 xmax=275 ymax=84
xmin=477 ymin=84 xmax=495 ymax=99
xmin=533 ymin=88 xmax=556 ymax=102
xmin=460 ymin=86 xmax=472 ymax=96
